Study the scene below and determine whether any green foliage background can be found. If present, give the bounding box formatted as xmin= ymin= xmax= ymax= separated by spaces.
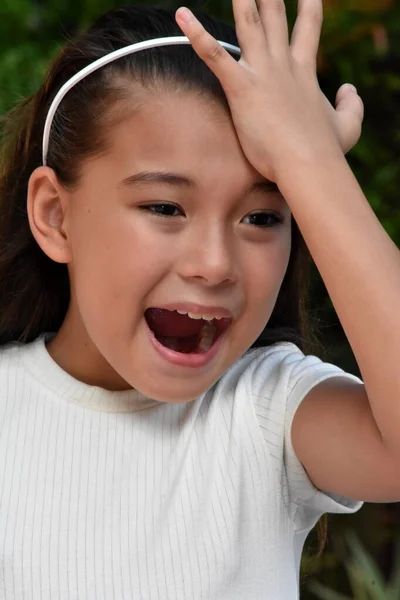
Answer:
xmin=1 ymin=0 xmax=399 ymax=597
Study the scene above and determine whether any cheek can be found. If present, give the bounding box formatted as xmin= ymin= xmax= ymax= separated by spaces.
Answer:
xmin=241 ymin=235 xmax=291 ymax=334
xmin=248 ymin=236 xmax=291 ymax=299
xmin=67 ymin=205 xmax=171 ymax=320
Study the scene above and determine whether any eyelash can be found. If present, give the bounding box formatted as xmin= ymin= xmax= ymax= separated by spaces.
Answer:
xmin=140 ymin=203 xmax=284 ymax=228
xmin=142 ymin=204 xmax=183 ymax=218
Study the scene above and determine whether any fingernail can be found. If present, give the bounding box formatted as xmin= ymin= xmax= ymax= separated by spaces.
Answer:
xmin=345 ymin=84 xmax=358 ymax=94
xmin=177 ymin=7 xmax=193 ymax=23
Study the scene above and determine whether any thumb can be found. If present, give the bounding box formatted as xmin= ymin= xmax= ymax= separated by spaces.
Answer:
xmin=335 ymin=84 xmax=364 ymax=153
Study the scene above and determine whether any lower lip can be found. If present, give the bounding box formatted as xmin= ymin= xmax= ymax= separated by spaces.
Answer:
xmin=146 ymin=320 xmax=227 ymax=368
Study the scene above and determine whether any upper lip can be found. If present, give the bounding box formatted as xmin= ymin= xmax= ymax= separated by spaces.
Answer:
xmin=151 ymin=302 xmax=233 ymax=319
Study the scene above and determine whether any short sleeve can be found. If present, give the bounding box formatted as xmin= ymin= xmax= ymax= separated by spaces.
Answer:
xmin=249 ymin=343 xmax=364 ymax=532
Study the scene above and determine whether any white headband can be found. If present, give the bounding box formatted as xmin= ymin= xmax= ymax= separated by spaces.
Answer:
xmin=42 ymin=35 xmax=241 ymax=165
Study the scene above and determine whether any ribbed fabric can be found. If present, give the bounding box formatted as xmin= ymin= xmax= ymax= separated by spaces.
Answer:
xmin=0 ymin=335 xmax=362 ymax=599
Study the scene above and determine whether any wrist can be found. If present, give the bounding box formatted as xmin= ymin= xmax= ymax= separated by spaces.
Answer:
xmin=275 ymin=148 xmax=350 ymax=195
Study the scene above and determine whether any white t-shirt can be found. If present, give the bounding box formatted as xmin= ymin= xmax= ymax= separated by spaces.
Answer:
xmin=0 ymin=334 xmax=363 ymax=599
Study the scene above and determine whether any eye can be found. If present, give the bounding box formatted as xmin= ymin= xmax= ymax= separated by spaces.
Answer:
xmin=140 ymin=203 xmax=184 ymax=218
xmin=242 ymin=211 xmax=284 ymax=228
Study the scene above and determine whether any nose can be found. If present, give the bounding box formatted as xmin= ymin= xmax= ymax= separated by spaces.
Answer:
xmin=177 ymin=224 xmax=237 ymax=287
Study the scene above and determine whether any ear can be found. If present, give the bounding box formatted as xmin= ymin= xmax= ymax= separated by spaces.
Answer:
xmin=27 ymin=166 xmax=72 ymax=264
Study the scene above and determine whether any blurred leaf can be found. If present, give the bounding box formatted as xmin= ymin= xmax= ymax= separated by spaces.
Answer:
xmin=309 ymin=581 xmax=352 ymax=600
xmin=346 ymin=532 xmax=386 ymax=597
xmin=309 ymin=532 xmax=400 ymax=600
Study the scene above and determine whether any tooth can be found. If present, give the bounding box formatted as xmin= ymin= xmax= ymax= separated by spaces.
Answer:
xmin=177 ymin=311 xmax=224 ymax=321
xmin=198 ymin=321 xmax=216 ymax=352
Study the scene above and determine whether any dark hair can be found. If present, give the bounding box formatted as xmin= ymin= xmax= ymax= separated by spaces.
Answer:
xmin=0 ymin=4 xmax=317 ymax=351
xmin=0 ymin=2 xmax=325 ymax=550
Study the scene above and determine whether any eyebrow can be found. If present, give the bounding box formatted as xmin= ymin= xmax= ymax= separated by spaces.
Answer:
xmin=118 ymin=170 xmax=281 ymax=195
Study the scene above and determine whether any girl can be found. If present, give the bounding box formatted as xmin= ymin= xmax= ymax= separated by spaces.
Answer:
xmin=0 ymin=1 xmax=399 ymax=598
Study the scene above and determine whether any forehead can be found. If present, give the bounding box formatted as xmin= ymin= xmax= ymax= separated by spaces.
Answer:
xmin=96 ymin=90 xmax=263 ymax=192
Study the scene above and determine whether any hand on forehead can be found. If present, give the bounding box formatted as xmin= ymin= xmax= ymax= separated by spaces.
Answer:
xmin=176 ymin=0 xmax=363 ymax=182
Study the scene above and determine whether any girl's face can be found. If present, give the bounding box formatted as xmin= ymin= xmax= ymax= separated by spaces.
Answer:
xmin=54 ymin=90 xmax=292 ymax=402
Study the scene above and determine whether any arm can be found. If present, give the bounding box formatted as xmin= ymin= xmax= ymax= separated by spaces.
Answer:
xmin=176 ymin=0 xmax=400 ymax=501
xmin=283 ymin=155 xmax=400 ymax=502
xmin=292 ymin=377 xmax=400 ymax=502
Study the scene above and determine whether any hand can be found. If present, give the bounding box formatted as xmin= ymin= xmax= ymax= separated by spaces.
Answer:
xmin=175 ymin=0 xmax=364 ymax=184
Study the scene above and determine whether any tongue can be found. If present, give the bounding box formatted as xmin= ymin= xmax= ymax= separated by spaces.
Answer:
xmin=156 ymin=335 xmax=198 ymax=353
xmin=145 ymin=308 xmax=204 ymax=337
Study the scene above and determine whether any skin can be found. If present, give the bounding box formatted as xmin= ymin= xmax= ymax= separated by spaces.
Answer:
xmin=28 ymin=0 xmax=400 ymax=503
xmin=28 ymin=91 xmax=292 ymax=403
xmin=174 ymin=0 xmax=400 ymax=502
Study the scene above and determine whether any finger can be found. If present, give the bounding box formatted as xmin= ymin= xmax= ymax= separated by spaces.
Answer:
xmin=255 ymin=0 xmax=290 ymax=57
xmin=175 ymin=8 xmax=243 ymax=94
xmin=335 ymin=84 xmax=364 ymax=152
xmin=231 ymin=0 xmax=268 ymax=64
xmin=290 ymin=0 xmax=323 ymax=66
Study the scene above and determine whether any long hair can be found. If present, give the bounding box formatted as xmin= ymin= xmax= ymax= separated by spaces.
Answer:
xmin=0 ymin=3 xmax=324 ymax=545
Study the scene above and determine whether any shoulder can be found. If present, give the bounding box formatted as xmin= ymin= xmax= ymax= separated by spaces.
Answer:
xmin=226 ymin=341 xmax=302 ymax=378
xmin=209 ymin=341 xmax=306 ymax=418
xmin=0 ymin=340 xmax=33 ymax=428
xmin=214 ymin=341 xmax=360 ymax=417
xmin=0 ymin=337 xmax=46 ymax=399
xmin=0 ymin=339 xmax=25 ymax=374
xmin=217 ymin=341 xmax=321 ymax=397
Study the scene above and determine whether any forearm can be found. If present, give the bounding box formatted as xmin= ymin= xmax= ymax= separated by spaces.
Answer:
xmin=278 ymin=155 xmax=400 ymax=454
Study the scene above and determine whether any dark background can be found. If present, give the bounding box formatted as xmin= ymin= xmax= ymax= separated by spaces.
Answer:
xmin=1 ymin=0 xmax=399 ymax=596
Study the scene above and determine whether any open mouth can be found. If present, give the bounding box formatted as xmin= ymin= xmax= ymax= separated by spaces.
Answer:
xmin=145 ymin=308 xmax=232 ymax=355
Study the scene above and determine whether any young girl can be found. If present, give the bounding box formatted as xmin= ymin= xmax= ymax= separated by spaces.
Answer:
xmin=0 ymin=0 xmax=399 ymax=598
